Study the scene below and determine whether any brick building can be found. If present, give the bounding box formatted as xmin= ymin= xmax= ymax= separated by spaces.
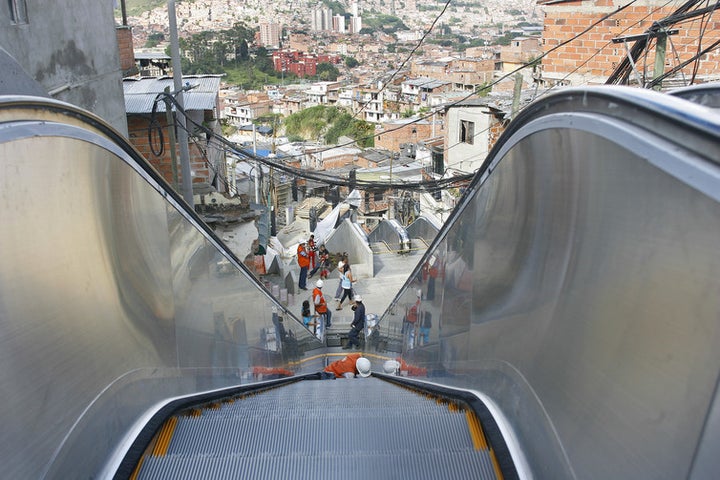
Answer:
xmin=272 ymin=50 xmax=341 ymax=78
xmin=375 ymin=119 xmax=440 ymax=152
xmin=124 ymin=76 xmax=225 ymax=193
xmin=539 ymin=0 xmax=720 ymax=86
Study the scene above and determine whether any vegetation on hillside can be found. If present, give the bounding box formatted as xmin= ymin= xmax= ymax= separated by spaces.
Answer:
xmin=122 ymin=0 xmax=166 ymax=17
xmin=359 ymin=14 xmax=408 ymax=34
xmin=283 ymin=106 xmax=374 ymax=148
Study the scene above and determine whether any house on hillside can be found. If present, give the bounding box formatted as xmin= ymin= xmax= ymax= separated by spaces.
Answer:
xmin=123 ymin=75 xmax=225 ymax=194
xmin=442 ymin=98 xmax=508 ymax=175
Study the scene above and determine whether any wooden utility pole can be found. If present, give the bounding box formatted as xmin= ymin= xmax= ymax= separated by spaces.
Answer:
xmin=652 ymin=31 xmax=669 ymax=91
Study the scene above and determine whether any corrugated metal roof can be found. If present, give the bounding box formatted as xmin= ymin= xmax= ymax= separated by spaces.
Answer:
xmin=404 ymin=77 xmax=450 ymax=89
xmin=123 ymin=75 xmax=222 ymax=114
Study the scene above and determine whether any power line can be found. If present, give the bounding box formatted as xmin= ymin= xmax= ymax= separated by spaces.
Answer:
xmin=162 ymin=92 xmax=474 ymax=193
xmin=146 ymin=0 xmax=717 ymax=197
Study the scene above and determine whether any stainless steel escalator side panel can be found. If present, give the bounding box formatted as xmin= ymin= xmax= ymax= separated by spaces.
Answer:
xmin=376 ymin=87 xmax=720 ymax=479
xmin=0 ymin=97 xmax=319 ymax=480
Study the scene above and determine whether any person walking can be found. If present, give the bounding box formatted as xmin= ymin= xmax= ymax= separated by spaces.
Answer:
xmin=297 ymin=241 xmax=310 ymax=290
xmin=336 ymin=262 xmax=354 ymax=310
xmin=334 ymin=259 xmax=345 ymax=302
xmin=312 ymin=279 xmax=332 ymax=329
xmin=343 ymin=295 xmax=365 ymax=349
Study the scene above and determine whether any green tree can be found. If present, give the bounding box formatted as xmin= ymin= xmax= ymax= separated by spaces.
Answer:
xmin=145 ymin=32 xmax=164 ymax=48
xmin=344 ymin=56 xmax=360 ymax=68
xmin=283 ymin=105 xmax=374 ymax=147
xmin=254 ymin=47 xmax=275 ymax=74
xmin=238 ymin=39 xmax=249 ymax=61
xmin=316 ymin=62 xmax=340 ymax=81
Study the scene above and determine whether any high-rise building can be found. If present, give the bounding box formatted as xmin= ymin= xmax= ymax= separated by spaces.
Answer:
xmin=322 ymin=9 xmax=332 ymax=31
xmin=333 ymin=15 xmax=345 ymax=33
xmin=259 ymin=22 xmax=281 ymax=48
xmin=351 ymin=16 xmax=362 ymax=34
xmin=311 ymin=9 xmax=324 ymax=31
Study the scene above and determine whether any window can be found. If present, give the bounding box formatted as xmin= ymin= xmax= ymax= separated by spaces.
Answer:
xmin=460 ymin=119 xmax=474 ymax=145
xmin=8 ymin=0 xmax=28 ymax=24
xmin=373 ymin=190 xmax=383 ymax=202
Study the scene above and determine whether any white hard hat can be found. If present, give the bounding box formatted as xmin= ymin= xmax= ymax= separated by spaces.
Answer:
xmin=356 ymin=357 xmax=371 ymax=377
xmin=316 ymin=279 xmax=324 ymax=288
xmin=354 ymin=295 xmax=363 ymax=302
xmin=383 ymin=360 xmax=400 ymax=374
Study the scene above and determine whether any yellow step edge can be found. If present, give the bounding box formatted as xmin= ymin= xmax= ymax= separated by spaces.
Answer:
xmin=490 ymin=447 xmax=504 ymax=480
xmin=465 ymin=409 xmax=488 ymax=451
xmin=152 ymin=416 xmax=178 ymax=457
xmin=128 ymin=455 xmax=144 ymax=480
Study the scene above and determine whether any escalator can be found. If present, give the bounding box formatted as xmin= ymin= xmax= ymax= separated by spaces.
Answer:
xmin=128 ymin=377 xmax=514 ymax=480
xmin=1 ymin=85 xmax=720 ymax=479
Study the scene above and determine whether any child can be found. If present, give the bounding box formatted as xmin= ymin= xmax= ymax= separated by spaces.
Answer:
xmin=301 ymin=300 xmax=312 ymax=328
xmin=302 ymin=299 xmax=320 ymax=335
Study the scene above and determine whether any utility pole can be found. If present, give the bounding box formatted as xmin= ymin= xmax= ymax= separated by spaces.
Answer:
xmin=168 ymin=0 xmax=194 ymax=208
xmin=612 ymin=29 xmax=678 ymax=89
xmin=511 ymin=73 xmax=523 ymax=119
xmin=652 ymin=31 xmax=669 ymax=91
xmin=253 ymin=124 xmax=260 ymax=204
xmin=162 ymin=86 xmax=179 ymax=189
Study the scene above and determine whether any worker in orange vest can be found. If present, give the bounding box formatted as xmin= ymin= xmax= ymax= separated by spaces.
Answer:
xmin=297 ymin=241 xmax=310 ymax=290
xmin=313 ymin=279 xmax=332 ymax=328
xmin=323 ymin=353 xmax=371 ymax=378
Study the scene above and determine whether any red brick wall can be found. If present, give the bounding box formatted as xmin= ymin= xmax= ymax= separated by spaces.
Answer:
xmin=541 ymin=2 xmax=720 ymax=81
xmin=321 ymin=154 xmax=365 ymax=169
xmin=116 ymin=26 xmax=137 ymax=77
xmin=127 ymin=115 xmax=211 ymax=188
xmin=376 ymin=122 xmax=440 ymax=152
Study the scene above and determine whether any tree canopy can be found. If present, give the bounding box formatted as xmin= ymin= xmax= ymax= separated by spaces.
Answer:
xmin=284 ymin=106 xmax=374 ymax=148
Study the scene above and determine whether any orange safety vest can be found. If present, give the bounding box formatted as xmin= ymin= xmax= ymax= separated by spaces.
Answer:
xmin=324 ymin=353 xmax=361 ymax=378
xmin=313 ymin=287 xmax=327 ymax=313
xmin=297 ymin=244 xmax=310 ymax=268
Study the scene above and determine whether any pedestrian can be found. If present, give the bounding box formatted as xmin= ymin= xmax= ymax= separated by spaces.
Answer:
xmin=309 ymin=244 xmax=329 ymax=278
xmin=297 ymin=241 xmax=310 ymax=290
xmin=313 ymin=279 xmax=332 ymax=328
xmin=301 ymin=300 xmax=311 ymax=326
xmin=336 ymin=262 xmax=354 ymax=310
xmin=318 ymin=245 xmax=331 ymax=279
xmin=302 ymin=300 xmax=317 ymax=334
xmin=343 ymin=295 xmax=365 ymax=349
xmin=307 ymin=234 xmax=317 ymax=271
xmin=322 ymin=353 xmax=371 ymax=378
xmin=334 ymin=259 xmax=345 ymax=301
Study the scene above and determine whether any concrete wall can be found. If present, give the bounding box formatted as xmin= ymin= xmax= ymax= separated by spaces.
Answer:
xmin=445 ymin=105 xmax=491 ymax=173
xmin=325 ymin=219 xmax=374 ymax=279
xmin=0 ymin=0 xmax=128 ymax=136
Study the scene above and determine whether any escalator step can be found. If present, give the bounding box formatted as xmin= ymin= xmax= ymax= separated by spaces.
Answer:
xmin=134 ymin=378 xmax=501 ymax=480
